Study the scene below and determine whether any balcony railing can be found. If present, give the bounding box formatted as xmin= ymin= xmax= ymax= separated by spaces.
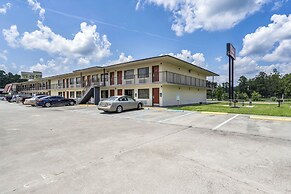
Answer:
xmin=105 ymin=71 xmax=206 ymax=88
xmin=17 ymin=71 xmax=207 ymax=92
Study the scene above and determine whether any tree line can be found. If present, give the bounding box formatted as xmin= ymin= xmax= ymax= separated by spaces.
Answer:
xmin=207 ymin=69 xmax=291 ymax=101
xmin=0 ymin=70 xmax=27 ymax=88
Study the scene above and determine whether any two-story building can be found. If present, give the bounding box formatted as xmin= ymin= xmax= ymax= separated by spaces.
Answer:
xmin=15 ymin=55 xmax=218 ymax=106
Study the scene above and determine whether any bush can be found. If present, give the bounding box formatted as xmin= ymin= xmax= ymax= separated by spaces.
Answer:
xmin=238 ymin=92 xmax=249 ymax=100
xmin=251 ymin=91 xmax=262 ymax=101
xmin=222 ymin=93 xmax=229 ymax=101
xmin=270 ymin=97 xmax=277 ymax=102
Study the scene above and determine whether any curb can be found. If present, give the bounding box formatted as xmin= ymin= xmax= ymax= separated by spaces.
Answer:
xmin=250 ymin=115 xmax=291 ymax=122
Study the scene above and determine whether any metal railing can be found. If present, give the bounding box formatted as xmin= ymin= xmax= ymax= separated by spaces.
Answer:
xmin=16 ymin=71 xmax=207 ymax=92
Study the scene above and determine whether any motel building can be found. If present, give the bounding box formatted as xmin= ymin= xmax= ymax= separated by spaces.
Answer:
xmin=14 ymin=55 xmax=219 ymax=107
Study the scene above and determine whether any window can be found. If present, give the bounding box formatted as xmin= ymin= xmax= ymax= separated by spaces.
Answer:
xmin=70 ymin=91 xmax=75 ymax=98
xmin=57 ymin=80 xmax=61 ymax=86
xmin=124 ymin=69 xmax=134 ymax=79
xmin=101 ymin=73 xmax=108 ymax=81
xmin=138 ymin=89 xmax=149 ymax=99
xmin=58 ymin=92 xmax=62 ymax=96
xmin=92 ymin=74 xmax=98 ymax=82
xmin=76 ymin=91 xmax=82 ymax=98
xmin=69 ymin=78 xmax=74 ymax=85
xmin=76 ymin=77 xmax=81 ymax=85
xmin=138 ymin=67 xmax=149 ymax=78
xmin=124 ymin=89 xmax=134 ymax=98
xmin=101 ymin=90 xmax=108 ymax=98
xmin=127 ymin=96 xmax=135 ymax=102
xmin=118 ymin=96 xmax=128 ymax=101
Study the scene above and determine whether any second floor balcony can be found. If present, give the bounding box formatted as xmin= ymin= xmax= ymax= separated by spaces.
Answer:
xmin=17 ymin=71 xmax=208 ymax=92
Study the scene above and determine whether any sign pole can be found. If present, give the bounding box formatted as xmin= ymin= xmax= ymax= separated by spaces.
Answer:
xmin=226 ymin=43 xmax=236 ymax=105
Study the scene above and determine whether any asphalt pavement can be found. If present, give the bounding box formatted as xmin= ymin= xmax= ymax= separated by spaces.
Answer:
xmin=1 ymin=101 xmax=291 ymax=194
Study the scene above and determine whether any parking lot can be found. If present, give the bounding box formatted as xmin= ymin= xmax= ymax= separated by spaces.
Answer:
xmin=1 ymin=101 xmax=291 ymax=193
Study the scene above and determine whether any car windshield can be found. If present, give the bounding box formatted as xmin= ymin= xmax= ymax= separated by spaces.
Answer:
xmin=105 ymin=96 xmax=118 ymax=101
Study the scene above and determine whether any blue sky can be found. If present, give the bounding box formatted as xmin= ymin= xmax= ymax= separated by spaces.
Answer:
xmin=0 ymin=0 xmax=291 ymax=83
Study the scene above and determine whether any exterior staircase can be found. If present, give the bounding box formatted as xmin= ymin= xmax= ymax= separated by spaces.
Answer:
xmin=78 ymin=85 xmax=94 ymax=104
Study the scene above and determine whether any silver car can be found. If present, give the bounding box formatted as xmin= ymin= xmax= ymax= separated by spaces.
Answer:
xmin=24 ymin=95 xmax=47 ymax=106
xmin=98 ymin=95 xmax=143 ymax=113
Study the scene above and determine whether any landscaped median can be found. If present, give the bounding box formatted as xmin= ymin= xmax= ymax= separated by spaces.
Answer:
xmin=172 ymin=102 xmax=291 ymax=117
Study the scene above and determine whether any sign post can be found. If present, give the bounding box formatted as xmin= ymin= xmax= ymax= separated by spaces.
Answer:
xmin=226 ymin=43 xmax=236 ymax=105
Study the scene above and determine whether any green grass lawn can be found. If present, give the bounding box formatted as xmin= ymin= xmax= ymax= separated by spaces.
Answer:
xmin=173 ymin=102 xmax=291 ymax=117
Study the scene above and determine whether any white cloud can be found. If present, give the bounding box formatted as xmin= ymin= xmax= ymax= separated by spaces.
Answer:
xmin=0 ymin=64 xmax=8 ymax=72
xmin=215 ymin=56 xmax=222 ymax=62
xmin=29 ymin=59 xmax=70 ymax=76
xmin=227 ymin=14 xmax=291 ymax=84
xmin=166 ymin=49 xmax=206 ymax=67
xmin=216 ymin=56 xmax=291 ymax=83
xmin=0 ymin=50 xmax=8 ymax=61
xmin=271 ymin=0 xmax=288 ymax=11
xmin=2 ymin=25 xmax=19 ymax=47
xmin=140 ymin=0 xmax=273 ymax=36
xmin=27 ymin=0 xmax=45 ymax=20
xmin=240 ymin=14 xmax=291 ymax=58
xmin=104 ymin=53 xmax=134 ymax=66
xmin=3 ymin=21 xmax=111 ymax=65
xmin=0 ymin=2 xmax=11 ymax=15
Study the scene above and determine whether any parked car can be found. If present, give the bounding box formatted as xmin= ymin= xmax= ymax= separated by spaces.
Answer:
xmin=9 ymin=95 xmax=17 ymax=103
xmin=24 ymin=95 xmax=47 ymax=106
xmin=20 ymin=95 xmax=33 ymax=104
xmin=13 ymin=94 xmax=31 ymax=103
xmin=5 ymin=95 xmax=12 ymax=102
xmin=36 ymin=96 xmax=76 ymax=107
xmin=98 ymin=95 xmax=143 ymax=113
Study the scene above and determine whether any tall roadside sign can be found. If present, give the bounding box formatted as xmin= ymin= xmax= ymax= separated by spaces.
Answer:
xmin=226 ymin=43 xmax=236 ymax=102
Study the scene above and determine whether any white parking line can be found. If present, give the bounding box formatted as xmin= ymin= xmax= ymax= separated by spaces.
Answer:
xmin=212 ymin=114 xmax=239 ymax=130
xmin=158 ymin=112 xmax=194 ymax=123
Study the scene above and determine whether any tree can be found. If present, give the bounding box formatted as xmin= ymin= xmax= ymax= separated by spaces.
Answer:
xmin=0 ymin=70 xmax=27 ymax=88
xmin=215 ymin=85 xmax=224 ymax=101
xmin=237 ymin=92 xmax=249 ymax=100
xmin=251 ymin=91 xmax=261 ymax=101
xmin=237 ymin=76 xmax=249 ymax=94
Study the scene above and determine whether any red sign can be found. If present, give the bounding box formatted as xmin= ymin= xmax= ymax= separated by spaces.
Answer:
xmin=227 ymin=43 xmax=236 ymax=59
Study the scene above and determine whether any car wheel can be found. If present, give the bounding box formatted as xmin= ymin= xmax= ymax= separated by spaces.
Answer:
xmin=69 ymin=101 xmax=75 ymax=106
xmin=137 ymin=103 xmax=142 ymax=110
xmin=116 ymin=105 xmax=123 ymax=113
xmin=45 ymin=102 xmax=51 ymax=108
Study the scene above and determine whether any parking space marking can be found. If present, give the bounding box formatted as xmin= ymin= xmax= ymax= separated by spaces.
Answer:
xmin=212 ymin=114 xmax=239 ymax=130
xmin=158 ymin=112 xmax=194 ymax=123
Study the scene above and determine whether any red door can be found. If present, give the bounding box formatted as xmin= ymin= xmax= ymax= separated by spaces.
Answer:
xmin=152 ymin=88 xmax=159 ymax=105
xmin=110 ymin=72 xmax=114 ymax=85
xmin=117 ymin=89 xmax=122 ymax=95
xmin=110 ymin=89 xmax=115 ymax=97
xmin=117 ymin=71 xmax=122 ymax=85
xmin=152 ymin=66 xmax=159 ymax=82
xmin=67 ymin=91 xmax=69 ymax=98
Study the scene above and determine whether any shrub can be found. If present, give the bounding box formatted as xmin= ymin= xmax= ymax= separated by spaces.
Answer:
xmin=270 ymin=97 xmax=277 ymax=102
xmin=251 ymin=91 xmax=262 ymax=101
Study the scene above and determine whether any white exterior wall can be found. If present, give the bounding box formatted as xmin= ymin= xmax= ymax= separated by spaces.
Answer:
xmin=160 ymin=62 xmax=206 ymax=80
xmin=162 ymin=85 xmax=206 ymax=106
xmin=102 ymin=84 xmax=162 ymax=106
